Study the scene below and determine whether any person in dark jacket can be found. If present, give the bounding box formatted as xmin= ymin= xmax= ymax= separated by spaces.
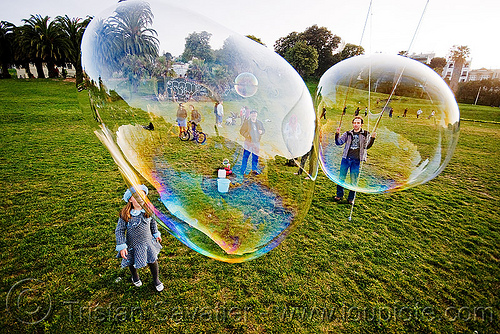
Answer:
xmin=334 ymin=116 xmax=376 ymax=204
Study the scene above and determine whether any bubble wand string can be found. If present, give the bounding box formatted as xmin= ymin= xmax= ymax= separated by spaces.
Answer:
xmin=348 ymin=0 xmax=430 ymax=221
xmin=347 ymin=0 xmax=373 ymax=221
xmin=338 ymin=75 xmax=353 ymax=130
xmin=338 ymin=0 xmax=373 ymax=131
xmin=369 ymin=0 xmax=429 ymax=136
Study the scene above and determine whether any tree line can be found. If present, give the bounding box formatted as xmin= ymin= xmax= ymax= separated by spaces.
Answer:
xmin=0 ymin=16 xmax=90 ymax=85
xmin=457 ymin=79 xmax=500 ymax=107
xmin=0 ymin=8 xmax=363 ymax=87
xmin=1 ymin=9 xmax=496 ymax=107
xmin=274 ymin=25 xmax=364 ymax=78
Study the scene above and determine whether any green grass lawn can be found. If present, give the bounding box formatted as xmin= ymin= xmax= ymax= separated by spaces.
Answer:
xmin=0 ymin=79 xmax=499 ymax=333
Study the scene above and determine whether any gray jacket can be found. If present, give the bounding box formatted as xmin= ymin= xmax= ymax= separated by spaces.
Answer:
xmin=335 ymin=129 xmax=375 ymax=161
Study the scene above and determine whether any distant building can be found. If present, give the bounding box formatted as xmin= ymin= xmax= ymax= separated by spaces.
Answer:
xmin=441 ymin=60 xmax=471 ymax=82
xmin=172 ymin=62 xmax=190 ymax=77
xmin=467 ymin=68 xmax=500 ymax=81
xmin=409 ymin=52 xmax=435 ymax=64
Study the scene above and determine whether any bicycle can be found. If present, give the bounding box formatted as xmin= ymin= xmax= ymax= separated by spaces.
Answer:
xmin=179 ymin=128 xmax=207 ymax=144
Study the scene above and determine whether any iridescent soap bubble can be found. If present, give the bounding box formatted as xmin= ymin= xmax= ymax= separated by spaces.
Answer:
xmin=234 ymin=72 xmax=258 ymax=97
xmin=316 ymin=54 xmax=460 ymax=193
xmin=79 ymin=0 xmax=317 ymax=262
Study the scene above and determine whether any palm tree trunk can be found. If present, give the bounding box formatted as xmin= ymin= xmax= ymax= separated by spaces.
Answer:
xmin=75 ymin=59 xmax=84 ymax=86
xmin=1 ymin=63 xmax=11 ymax=79
xmin=34 ymin=60 xmax=45 ymax=78
xmin=22 ymin=62 xmax=34 ymax=78
xmin=47 ymin=61 xmax=58 ymax=78
xmin=449 ymin=59 xmax=464 ymax=95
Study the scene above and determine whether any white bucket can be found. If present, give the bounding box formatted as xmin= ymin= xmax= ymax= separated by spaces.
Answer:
xmin=218 ymin=169 xmax=226 ymax=178
xmin=217 ymin=178 xmax=231 ymax=193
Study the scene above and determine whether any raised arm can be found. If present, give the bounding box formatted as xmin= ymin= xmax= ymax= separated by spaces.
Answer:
xmin=335 ymin=129 xmax=347 ymax=146
xmin=366 ymin=132 xmax=376 ymax=149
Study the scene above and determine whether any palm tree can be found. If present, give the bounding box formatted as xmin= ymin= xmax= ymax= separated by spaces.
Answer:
xmin=86 ymin=1 xmax=159 ymax=81
xmin=19 ymin=15 xmax=69 ymax=78
xmin=56 ymin=15 xmax=91 ymax=86
xmin=12 ymin=25 xmax=34 ymax=78
xmin=85 ymin=17 xmax=123 ymax=79
xmin=0 ymin=21 xmax=15 ymax=78
xmin=110 ymin=1 xmax=159 ymax=60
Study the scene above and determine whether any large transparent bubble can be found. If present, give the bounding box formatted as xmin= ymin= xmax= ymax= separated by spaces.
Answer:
xmin=317 ymin=54 xmax=460 ymax=193
xmin=79 ymin=0 xmax=317 ymax=262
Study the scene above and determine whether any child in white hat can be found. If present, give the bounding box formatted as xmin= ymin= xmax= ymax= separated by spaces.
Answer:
xmin=115 ymin=185 xmax=163 ymax=292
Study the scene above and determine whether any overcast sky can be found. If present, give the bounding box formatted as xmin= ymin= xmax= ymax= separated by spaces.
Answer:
xmin=3 ymin=0 xmax=499 ymax=69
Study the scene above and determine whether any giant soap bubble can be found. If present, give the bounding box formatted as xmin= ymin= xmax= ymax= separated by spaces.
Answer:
xmin=79 ymin=0 xmax=317 ymax=262
xmin=317 ymin=54 xmax=459 ymax=193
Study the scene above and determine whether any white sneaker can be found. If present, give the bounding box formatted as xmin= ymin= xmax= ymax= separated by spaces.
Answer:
xmin=131 ymin=278 xmax=142 ymax=287
xmin=155 ymin=282 xmax=164 ymax=292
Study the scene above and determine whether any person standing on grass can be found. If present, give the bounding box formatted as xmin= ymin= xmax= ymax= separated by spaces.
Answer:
xmin=334 ymin=116 xmax=376 ymax=204
xmin=320 ymin=107 xmax=327 ymax=119
xmin=115 ymin=185 xmax=164 ymax=292
xmin=176 ymin=103 xmax=188 ymax=135
xmin=189 ymin=104 xmax=201 ymax=125
xmin=213 ymin=101 xmax=219 ymax=125
xmin=240 ymin=110 xmax=265 ymax=175
xmin=189 ymin=104 xmax=201 ymax=134
xmin=294 ymin=147 xmax=313 ymax=179
xmin=240 ymin=106 xmax=249 ymax=124
xmin=216 ymin=101 xmax=224 ymax=127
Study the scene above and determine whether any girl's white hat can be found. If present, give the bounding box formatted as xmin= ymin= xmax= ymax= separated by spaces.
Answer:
xmin=122 ymin=184 xmax=149 ymax=202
